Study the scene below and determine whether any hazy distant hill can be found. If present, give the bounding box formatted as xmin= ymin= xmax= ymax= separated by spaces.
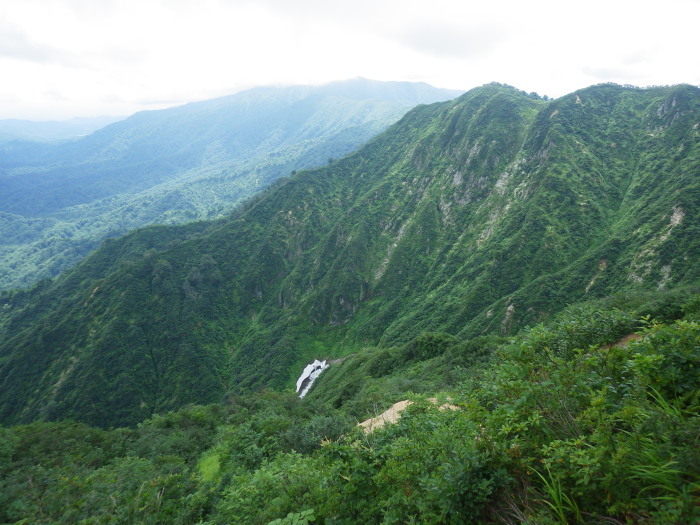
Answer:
xmin=0 ymin=82 xmax=696 ymax=428
xmin=0 ymin=78 xmax=461 ymax=289
xmin=0 ymin=116 xmax=124 ymax=143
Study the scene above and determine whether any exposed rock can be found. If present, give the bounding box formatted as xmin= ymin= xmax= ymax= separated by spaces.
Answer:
xmin=358 ymin=398 xmax=459 ymax=433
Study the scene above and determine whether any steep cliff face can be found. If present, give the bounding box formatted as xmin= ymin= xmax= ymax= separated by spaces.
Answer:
xmin=1 ymin=83 xmax=698 ymax=427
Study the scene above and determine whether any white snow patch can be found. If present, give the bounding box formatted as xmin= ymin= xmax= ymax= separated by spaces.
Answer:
xmin=296 ymin=359 xmax=329 ymax=398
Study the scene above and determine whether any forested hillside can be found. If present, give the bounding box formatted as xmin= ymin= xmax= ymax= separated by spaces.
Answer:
xmin=1 ymin=299 xmax=698 ymax=523
xmin=0 ymin=82 xmax=697 ymax=431
xmin=0 ymin=78 xmax=460 ymax=290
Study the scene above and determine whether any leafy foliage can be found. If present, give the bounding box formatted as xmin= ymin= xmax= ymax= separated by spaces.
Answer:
xmin=1 ymin=300 xmax=698 ymax=523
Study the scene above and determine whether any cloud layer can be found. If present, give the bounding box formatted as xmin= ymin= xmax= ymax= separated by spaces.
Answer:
xmin=0 ymin=0 xmax=697 ymax=119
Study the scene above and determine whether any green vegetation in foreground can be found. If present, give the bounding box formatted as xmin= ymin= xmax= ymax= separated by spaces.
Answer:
xmin=1 ymin=292 xmax=698 ymax=524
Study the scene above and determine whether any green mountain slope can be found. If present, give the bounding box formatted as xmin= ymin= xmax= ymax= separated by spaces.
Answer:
xmin=0 ymin=78 xmax=461 ymax=290
xmin=0 ymin=83 xmax=697 ymax=428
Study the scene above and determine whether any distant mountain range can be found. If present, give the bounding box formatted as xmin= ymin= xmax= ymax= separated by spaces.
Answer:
xmin=0 ymin=78 xmax=462 ymax=289
xmin=0 ymin=116 xmax=124 ymax=143
xmin=1 ymin=82 xmax=696 ymax=428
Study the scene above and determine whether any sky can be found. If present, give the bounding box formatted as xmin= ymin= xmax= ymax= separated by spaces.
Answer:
xmin=1 ymin=0 xmax=698 ymax=120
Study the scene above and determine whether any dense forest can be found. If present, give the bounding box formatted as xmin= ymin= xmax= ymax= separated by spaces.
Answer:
xmin=0 ymin=82 xmax=698 ymax=523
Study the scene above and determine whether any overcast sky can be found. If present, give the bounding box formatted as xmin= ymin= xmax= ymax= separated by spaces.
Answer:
xmin=1 ymin=0 xmax=698 ymax=120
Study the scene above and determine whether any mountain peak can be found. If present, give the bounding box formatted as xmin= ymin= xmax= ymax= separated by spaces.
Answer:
xmin=0 ymin=79 xmax=462 ymax=291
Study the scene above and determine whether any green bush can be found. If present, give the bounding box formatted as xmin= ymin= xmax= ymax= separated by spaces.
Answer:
xmin=402 ymin=332 xmax=459 ymax=362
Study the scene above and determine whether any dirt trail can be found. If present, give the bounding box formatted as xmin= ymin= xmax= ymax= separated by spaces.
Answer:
xmin=358 ymin=398 xmax=459 ymax=433
xmin=602 ymin=333 xmax=643 ymax=350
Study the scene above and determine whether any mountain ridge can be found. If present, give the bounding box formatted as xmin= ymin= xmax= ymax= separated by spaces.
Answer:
xmin=0 ymin=78 xmax=461 ymax=290
xmin=0 ymin=82 xmax=697 ymax=428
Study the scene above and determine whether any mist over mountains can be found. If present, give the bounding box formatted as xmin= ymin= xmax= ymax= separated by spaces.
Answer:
xmin=0 ymin=116 xmax=124 ymax=143
xmin=0 ymin=78 xmax=461 ymax=290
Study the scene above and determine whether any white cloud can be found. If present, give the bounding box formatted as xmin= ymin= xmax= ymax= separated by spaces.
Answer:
xmin=0 ymin=0 xmax=697 ymax=119
xmin=0 ymin=24 xmax=60 ymax=64
xmin=399 ymin=22 xmax=505 ymax=59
